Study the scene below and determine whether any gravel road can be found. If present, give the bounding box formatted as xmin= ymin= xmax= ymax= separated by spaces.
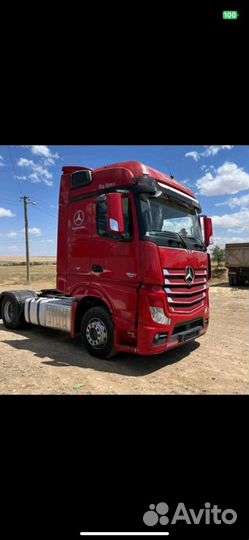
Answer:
xmin=0 ymin=282 xmax=248 ymax=394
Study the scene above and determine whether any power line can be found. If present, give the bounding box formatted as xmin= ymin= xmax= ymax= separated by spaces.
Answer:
xmin=1 ymin=197 xmax=58 ymax=214
xmin=0 ymin=240 xmax=26 ymax=244
xmin=7 ymin=146 xmax=23 ymax=196
xmin=0 ymin=196 xmax=20 ymax=202
xmin=0 ymin=195 xmax=21 ymax=205
xmin=3 ymin=148 xmax=59 ymax=213
xmin=0 ymin=201 xmax=21 ymax=206
xmin=31 ymin=198 xmax=58 ymax=208
xmin=37 ymin=201 xmax=58 ymax=213
xmin=32 ymin=204 xmax=58 ymax=219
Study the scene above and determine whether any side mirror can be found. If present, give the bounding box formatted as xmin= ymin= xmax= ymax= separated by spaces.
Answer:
xmin=204 ymin=216 xmax=213 ymax=247
xmin=107 ymin=193 xmax=125 ymax=234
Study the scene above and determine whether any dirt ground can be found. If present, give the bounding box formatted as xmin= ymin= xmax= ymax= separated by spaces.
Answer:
xmin=0 ymin=264 xmax=248 ymax=394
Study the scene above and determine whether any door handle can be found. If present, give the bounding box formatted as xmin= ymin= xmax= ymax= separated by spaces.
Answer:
xmin=92 ymin=264 xmax=103 ymax=273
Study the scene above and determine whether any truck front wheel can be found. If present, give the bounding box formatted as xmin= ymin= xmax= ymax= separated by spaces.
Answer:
xmin=81 ymin=306 xmax=116 ymax=359
xmin=1 ymin=294 xmax=24 ymax=329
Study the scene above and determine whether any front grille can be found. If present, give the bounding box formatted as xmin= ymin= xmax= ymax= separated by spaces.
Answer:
xmin=163 ymin=267 xmax=207 ymax=313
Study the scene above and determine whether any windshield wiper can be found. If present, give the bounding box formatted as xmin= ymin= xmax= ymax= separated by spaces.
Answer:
xmin=146 ymin=231 xmax=188 ymax=249
xmin=187 ymin=236 xmax=206 ymax=250
xmin=173 ymin=232 xmax=188 ymax=249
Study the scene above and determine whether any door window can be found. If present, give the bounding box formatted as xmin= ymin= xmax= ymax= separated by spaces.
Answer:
xmin=97 ymin=196 xmax=133 ymax=240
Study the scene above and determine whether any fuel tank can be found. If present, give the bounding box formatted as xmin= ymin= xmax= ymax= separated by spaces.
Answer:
xmin=24 ymin=297 xmax=74 ymax=332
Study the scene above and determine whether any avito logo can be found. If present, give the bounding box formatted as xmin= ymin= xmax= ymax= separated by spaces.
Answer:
xmin=143 ymin=501 xmax=237 ymax=526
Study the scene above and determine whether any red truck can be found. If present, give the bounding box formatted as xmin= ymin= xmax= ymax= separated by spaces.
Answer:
xmin=0 ymin=161 xmax=213 ymax=359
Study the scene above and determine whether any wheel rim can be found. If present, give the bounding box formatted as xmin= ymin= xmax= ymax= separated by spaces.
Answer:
xmin=4 ymin=300 xmax=14 ymax=323
xmin=86 ymin=318 xmax=108 ymax=348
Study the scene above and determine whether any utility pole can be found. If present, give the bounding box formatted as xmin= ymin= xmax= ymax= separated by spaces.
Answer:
xmin=20 ymin=196 xmax=31 ymax=282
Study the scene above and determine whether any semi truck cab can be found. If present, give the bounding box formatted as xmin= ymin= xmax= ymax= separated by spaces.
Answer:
xmin=0 ymin=161 xmax=213 ymax=359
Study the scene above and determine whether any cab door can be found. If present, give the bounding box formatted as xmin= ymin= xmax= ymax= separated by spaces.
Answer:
xmin=67 ymin=197 xmax=92 ymax=294
xmin=90 ymin=192 xmax=140 ymax=326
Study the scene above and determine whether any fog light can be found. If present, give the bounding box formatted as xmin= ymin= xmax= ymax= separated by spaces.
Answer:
xmin=153 ymin=332 xmax=168 ymax=345
xmin=149 ymin=306 xmax=171 ymax=325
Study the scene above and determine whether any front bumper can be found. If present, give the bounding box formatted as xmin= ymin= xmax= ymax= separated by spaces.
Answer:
xmin=136 ymin=321 xmax=207 ymax=356
xmin=135 ymin=285 xmax=209 ymax=356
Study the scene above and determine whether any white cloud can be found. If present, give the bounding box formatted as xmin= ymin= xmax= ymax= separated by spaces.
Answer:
xmin=44 ymin=158 xmax=56 ymax=166
xmin=203 ymin=145 xmax=233 ymax=157
xmin=17 ymin=157 xmax=53 ymax=186
xmin=28 ymin=173 xmax=41 ymax=183
xmin=186 ymin=146 xmax=234 ymax=161
xmin=182 ymin=178 xmax=194 ymax=186
xmin=0 ymin=155 xmax=5 ymax=167
xmin=29 ymin=227 xmax=42 ymax=236
xmin=18 ymin=158 xmax=34 ymax=168
xmin=16 ymin=175 xmax=27 ymax=180
xmin=6 ymin=227 xmax=42 ymax=238
xmin=196 ymin=162 xmax=249 ymax=196
xmin=20 ymin=227 xmax=42 ymax=237
xmin=185 ymin=151 xmax=200 ymax=161
xmin=211 ymin=235 xmax=248 ymax=249
xmin=215 ymin=193 xmax=249 ymax=208
xmin=0 ymin=208 xmax=15 ymax=218
xmin=211 ymin=208 xmax=249 ymax=232
xmin=24 ymin=145 xmax=59 ymax=160
xmin=17 ymin=147 xmax=59 ymax=186
xmin=201 ymin=165 xmax=215 ymax=173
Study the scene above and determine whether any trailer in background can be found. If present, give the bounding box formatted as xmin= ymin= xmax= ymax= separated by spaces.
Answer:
xmin=225 ymin=243 xmax=249 ymax=286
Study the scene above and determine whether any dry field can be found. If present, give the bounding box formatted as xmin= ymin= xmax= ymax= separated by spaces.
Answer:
xmin=0 ymin=256 xmax=56 ymax=263
xmin=0 ymin=258 xmax=56 ymax=289
xmin=0 ymin=259 xmax=248 ymax=394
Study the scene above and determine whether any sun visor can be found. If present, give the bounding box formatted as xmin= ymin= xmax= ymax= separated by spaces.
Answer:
xmin=157 ymin=182 xmax=201 ymax=212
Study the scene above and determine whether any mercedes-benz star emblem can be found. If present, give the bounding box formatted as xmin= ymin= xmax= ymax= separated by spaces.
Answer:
xmin=74 ymin=210 xmax=84 ymax=227
xmin=185 ymin=266 xmax=195 ymax=285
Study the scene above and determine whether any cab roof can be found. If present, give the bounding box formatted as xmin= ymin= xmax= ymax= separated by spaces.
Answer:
xmin=62 ymin=161 xmax=196 ymax=200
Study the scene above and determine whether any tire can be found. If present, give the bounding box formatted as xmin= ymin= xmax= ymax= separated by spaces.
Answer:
xmin=81 ymin=306 xmax=116 ymax=359
xmin=1 ymin=294 xmax=24 ymax=329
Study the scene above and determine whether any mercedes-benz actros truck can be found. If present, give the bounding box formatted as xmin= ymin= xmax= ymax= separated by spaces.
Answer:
xmin=0 ymin=161 xmax=213 ymax=359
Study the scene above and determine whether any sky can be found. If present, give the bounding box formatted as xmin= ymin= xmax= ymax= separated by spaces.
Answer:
xmin=0 ymin=145 xmax=248 ymax=256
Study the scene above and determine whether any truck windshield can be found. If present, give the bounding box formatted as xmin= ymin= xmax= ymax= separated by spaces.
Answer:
xmin=138 ymin=193 xmax=204 ymax=249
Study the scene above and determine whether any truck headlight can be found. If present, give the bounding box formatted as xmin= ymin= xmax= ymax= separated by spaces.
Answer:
xmin=149 ymin=306 xmax=171 ymax=325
